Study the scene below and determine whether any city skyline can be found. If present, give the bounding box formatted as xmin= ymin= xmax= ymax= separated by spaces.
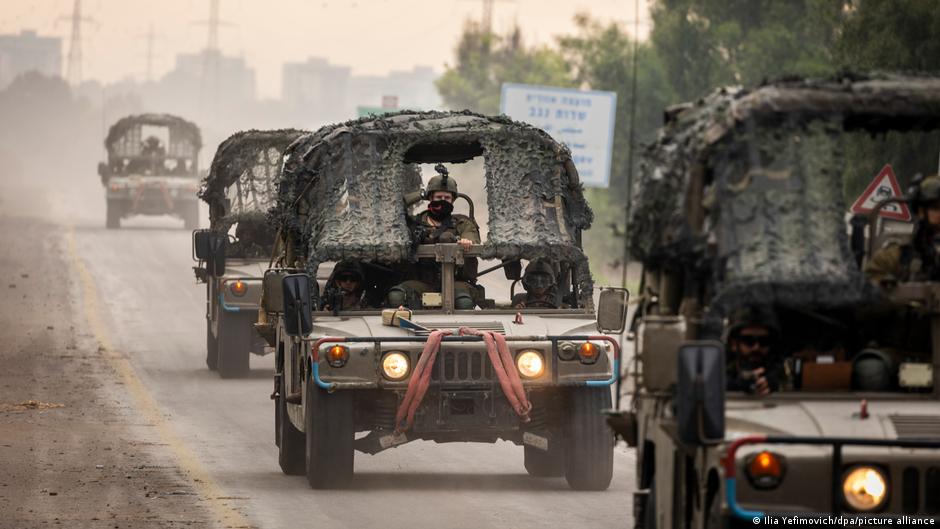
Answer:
xmin=1 ymin=0 xmax=649 ymax=99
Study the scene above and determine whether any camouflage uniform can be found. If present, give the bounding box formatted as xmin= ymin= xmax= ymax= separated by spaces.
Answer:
xmin=322 ymin=260 xmax=370 ymax=311
xmin=865 ymin=175 xmax=940 ymax=285
xmin=724 ymin=305 xmax=787 ymax=393
xmin=511 ymin=259 xmax=564 ymax=308
xmin=388 ymin=167 xmax=482 ymax=309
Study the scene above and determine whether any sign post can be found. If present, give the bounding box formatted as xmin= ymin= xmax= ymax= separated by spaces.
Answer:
xmin=500 ymin=83 xmax=617 ymax=188
xmin=850 ymin=164 xmax=912 ymax=221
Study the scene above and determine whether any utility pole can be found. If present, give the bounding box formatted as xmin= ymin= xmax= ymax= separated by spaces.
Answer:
xmin=193 ymin=0 xmax=231 ymax=126
xmin=60 ymin=0 xmax=95 ymax=85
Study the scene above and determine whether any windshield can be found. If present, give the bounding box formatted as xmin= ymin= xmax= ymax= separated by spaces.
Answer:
xmin=718 ymin=118 xmax=940 ymax=395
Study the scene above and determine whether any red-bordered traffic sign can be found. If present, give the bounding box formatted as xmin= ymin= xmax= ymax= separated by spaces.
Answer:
xmin=850 ymin=164 xmax=912 ymax=221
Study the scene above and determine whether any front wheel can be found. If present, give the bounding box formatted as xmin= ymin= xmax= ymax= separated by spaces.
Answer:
xmin=563 ymin=387 xmax=614 ymax=490
xmin=106 ymin=199 xmax=121 ymax=229
xmin=216 ymin=311 xmax=251 ymax=378
xmin=277 ymin=372 xmax=305 ymax=475
xmin=304 ymin=377 xmax=354 ymax=489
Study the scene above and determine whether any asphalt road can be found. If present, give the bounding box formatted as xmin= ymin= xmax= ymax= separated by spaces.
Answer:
xmin=6 ymin=179 xmax=635 ymax=528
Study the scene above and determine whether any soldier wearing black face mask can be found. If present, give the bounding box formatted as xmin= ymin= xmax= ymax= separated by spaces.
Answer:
xmin=387 ymin=165 xmax=481 ymax=309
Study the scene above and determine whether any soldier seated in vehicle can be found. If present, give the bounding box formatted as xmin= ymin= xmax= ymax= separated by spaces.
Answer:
xmin=725 ymin=306 xmax=786 ymax=396
xmin=511 ymin=259 xmax=565 ymax=308
xmin=322 ymin=260 xmax=370 ymax=311
xmin=866 ymin=174 xmax=940 ymax=286
xmin=386 ymin=165 xmax=481 ymax=310
xmin=227 ymin=214 xmax=273 ymax=259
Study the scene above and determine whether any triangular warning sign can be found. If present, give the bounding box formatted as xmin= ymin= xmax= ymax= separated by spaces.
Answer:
xmin=850 ymin=164 xmax=912 ymax=221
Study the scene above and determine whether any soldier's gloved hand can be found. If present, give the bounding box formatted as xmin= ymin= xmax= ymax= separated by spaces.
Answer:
xmin=750 ymin=367 xmax=770 ymax=396
xmin=458 ymin=238 xmax=473 ymax=251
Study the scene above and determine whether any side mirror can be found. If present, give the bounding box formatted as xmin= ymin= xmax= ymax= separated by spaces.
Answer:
xmin=98 ymin=162 xmax=111 ymax=179
xmin=282 ymin=274 xmax=313 ymax=337
xmin=192 ymin=229 xmax=211 ymax=260
xmin=503 ymin=260 xmax=522 ymax=281
xmin=208 ymin=233 xmax=227 ymax=276
xmin=597 ymin=288 xmax=629 ymax=333
xmin=676 ymin=341 xmax=725 ymax=445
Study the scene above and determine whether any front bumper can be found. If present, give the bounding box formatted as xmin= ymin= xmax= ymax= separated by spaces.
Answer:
xmin=308 ymin=334 xmax=620 ymax=391
xmin=725 ymin=435 xmax=940 ymax=521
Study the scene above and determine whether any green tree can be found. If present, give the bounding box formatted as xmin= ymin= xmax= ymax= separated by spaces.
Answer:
xmin=650 ymin=0 xmax=844 ymax=100
xmin=436 ymin=21 xmax=575 ymax=114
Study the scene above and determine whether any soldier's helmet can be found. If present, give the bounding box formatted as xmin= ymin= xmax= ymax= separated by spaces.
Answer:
xmin=910 ymin=174 xmax=940 ymax=207
xmin=332 ymin=260 xmax=364 ymax=283
xmin=425 ymin=163 xmax=458 ymax=199
xmin=522 ymin=259 xmax=556 ymax=291
xmin=726 ymin=305 xmax=779 ymax=339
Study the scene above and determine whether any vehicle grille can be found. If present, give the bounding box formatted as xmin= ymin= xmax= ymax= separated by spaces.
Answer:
xmin=414 ymin=322 xmax=505 ymax=335
xmin=433 ymin=350 xmax=494 ymax=383
xmin=889 ymin=414 xmax=940 ymax=439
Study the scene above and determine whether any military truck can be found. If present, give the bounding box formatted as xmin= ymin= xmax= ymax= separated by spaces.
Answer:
xmin=192 ymin=129 xmax=306 ymax=378
xmin=613 ymin=75 xmax=940 ymax=528
xmin=98 ymin=114 xmax=202 ymax=229
xmin=261 ymin=111 xmax=629 ymax=490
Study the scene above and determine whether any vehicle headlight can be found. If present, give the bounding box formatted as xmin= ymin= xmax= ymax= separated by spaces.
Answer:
xmin=229 ymin=280 xmax=247 ymax=297
xmin=744 ymin=450 xmax=786 ymax=490
xmin=842 ymin=466 xmax=888 ymax=511
xmin=381 ymin=352 xmax=410 ymax=381
xmin=515 ymin=350 xmax=545 ymax=379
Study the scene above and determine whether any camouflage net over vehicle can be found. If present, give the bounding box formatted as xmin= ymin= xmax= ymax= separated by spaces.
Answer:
xmin=629 ymin=74 xmax=940 ymax=321
xmin=104 ymin=113 xmax=201 ymax=161
xmin=271 ymin=110 xmax=596 ymax=306
xmin=199 ymin=129 xmax=306 ymax=234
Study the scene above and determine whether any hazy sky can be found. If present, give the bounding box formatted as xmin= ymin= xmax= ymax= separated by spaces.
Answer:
xmin=2 ymin=0 xmax=649 ymax=98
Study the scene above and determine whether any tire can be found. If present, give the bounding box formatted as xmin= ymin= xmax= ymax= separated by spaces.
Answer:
xmin=206 ymin=284 xmax=218 ymax=371
xmin=182 ymin=201 xmax=199 ymax=230
xmin=216 ymin=311 xmax=251 ymax=378
xmin=277 ymin=372 xmax=306 ymax=475
xmin=206 ymin=318 xmax=218 ymax=371
xmin=304 ymin=376 xmax=354 ymax=489
xmin=644 ymin=477 xmax=657 ymax=529
xmin=563 ymin=387 xmax=614 ymax=490
xmin=106 ymin=199 xmax=121 ymax=229
xmin=524 ymin=442 xmax=565 ymax=477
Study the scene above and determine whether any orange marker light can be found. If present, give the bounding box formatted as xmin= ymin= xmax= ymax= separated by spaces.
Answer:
xmin=579 ymin=342 xmax=599 ymax=364
xmin=326 ymin=345 xmax=349 ymax=368
xmin=745 ymin=450 xmax=785 ymax=490
xmin=230 ymin=280 xmax=247 ymax=297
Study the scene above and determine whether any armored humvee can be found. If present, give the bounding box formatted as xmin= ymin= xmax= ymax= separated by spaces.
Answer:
xmin=262 ymin=111 xmax=629 ymax=490
xmin=98 ymin=114 xmax=202 ymax=229
xmin=192 ymin=129 xmax=306 ymax=378
xmin=614 ymin=76 xmax=940 ymax=527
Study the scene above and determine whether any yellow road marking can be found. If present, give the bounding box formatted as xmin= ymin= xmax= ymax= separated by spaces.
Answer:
xmin=66 ymin=228 xmax=252 ymax=529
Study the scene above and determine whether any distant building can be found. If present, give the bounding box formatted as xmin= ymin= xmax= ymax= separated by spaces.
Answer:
xmin=349 ymin=66 xmax=442 ymax=114
xmin=282 ymin=57 xmax=351 ymax=126
xmin=0 ymin=30 xmax=62 ymax=89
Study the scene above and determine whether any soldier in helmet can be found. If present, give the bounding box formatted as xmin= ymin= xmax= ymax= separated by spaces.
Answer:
xmin=725 ymin=305 xmax=785 ymax=396
xmin=866 ymin=174 xmax=940 ymax=285
xmin=512 ymin=259 xmax=562 ymax=308
xmin=323 ymin=260 xmax=369 ymax=311
xmin=386 ymin=164 xmax=481 ymax=310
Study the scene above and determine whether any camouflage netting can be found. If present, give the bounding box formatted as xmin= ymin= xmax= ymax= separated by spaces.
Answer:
xmin=104 ymin=113 xmax=201 ymax=159
xmin=272 ymin=110 xmax=596 ymax=306
xmin=198 ymin=129 xmax=306 ymax=233
xmin=629 ymin=74 xmax=940 ymax=317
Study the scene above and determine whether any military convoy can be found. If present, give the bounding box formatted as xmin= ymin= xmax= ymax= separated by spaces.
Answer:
xmin=612 ymin=75 xmax=940 ymax=527
xmin=258 ymin=111 xmax=628 ymax=490
xmin=98 ymin=114 xmax=202 ymax=229
xmin=192 ymin=129 xmax=306 ymax=378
